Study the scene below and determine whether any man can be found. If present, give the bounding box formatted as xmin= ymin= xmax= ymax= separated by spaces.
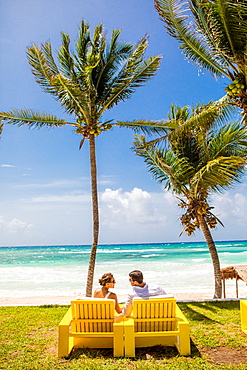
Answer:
xmin=122 ymin=270 xmax=171 ymax=316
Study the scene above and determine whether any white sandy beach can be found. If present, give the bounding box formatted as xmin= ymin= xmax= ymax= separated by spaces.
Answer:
xmin=0 ymin=291 xmax=237 ymax=306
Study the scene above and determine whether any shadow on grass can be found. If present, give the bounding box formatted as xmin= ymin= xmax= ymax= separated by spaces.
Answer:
xmin=179 ymin=303 xmax=219 ymax=323
xmin=67 ymin=340 xmax=200 ymax=361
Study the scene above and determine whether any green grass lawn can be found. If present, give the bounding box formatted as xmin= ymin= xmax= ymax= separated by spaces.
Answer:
xmin=0 ymin=301 xmax=247 ymax=369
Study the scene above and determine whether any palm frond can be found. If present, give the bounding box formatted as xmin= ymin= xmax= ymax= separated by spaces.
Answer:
xmin=101 ymin=50 xmax=162 ymax=112
xmin=75 ymin=20 xmax=91 ymax=62
xmin=152 ymin=97 xmax=235 ymax=146
xmin=50 ymin=74 xmax=89 ymax=117
xmin=192 ymin=156 xmax=246 ymax=194
xmin=27 ymin=43 xmax=58 ymax=94
xmin=41 ymin=42 xmax=59 ymax=75
xmin=209 ymin=121 xmax=247 ymax=158
xmin=154 ymin=0 xmax=227 ymax=76
xmin=117 ymin=119 xmax=169 ymax=136
xmin=58 ymin=33 xmax=77 ymax=81
xmin=133 ymin=135 xmax=192 ymax=195
xmin=211 ymin=0 xmax=247 ymax=63
xmin=95 ymin=29 xmax=133 ymax=99
xmin=0 ymin=109 xmax=67 ymax=128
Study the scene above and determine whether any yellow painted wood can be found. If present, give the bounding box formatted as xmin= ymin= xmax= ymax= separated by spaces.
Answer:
xmin=240 ymin=300 xmax=247 ymax=334
xmin=123 ymin=297 xmax=190 ymax=357
xmin=58 ymin=299 xmax=124 ymax=357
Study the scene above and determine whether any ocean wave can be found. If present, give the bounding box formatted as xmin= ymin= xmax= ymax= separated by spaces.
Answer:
xmin=220 ymin=251 xmax=247 ymax=255
xmin=216 ymin=244 xmax=234 ymax=247
xmin=58 ymin=251 xmax=90 ymax=254
xmin=142 ymin=254 xmax=162 ymax=258
xmin=98 ymin=248 xmax=164 ymax=253
xmin=191 ymin=258 xmax=207 ymax=262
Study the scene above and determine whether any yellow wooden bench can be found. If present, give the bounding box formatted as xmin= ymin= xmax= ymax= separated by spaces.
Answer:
xmin=240 ymin=299 xmax=247 ymax=334
xmin=123 ymin=297 xmax=190 ymax=356
xmin=58 ymin=299 xmax=124 ymax=357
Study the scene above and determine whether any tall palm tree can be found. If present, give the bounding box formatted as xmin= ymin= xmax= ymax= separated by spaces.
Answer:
xmin=0 ymin=20 xmax=162 ymax=296
xmin=133 ymin=103 xmax=247 ymax=298
xmin=154 ymin=0 xmax=247 ymax=116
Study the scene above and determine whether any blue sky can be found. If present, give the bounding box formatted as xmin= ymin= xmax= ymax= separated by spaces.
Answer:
xmin=1 ymin=0 xmax=247 ymax=246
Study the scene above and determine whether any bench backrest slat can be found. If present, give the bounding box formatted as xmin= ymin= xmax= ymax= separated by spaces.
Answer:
xmin=133 ymin=298 xmax=177 ymax=332
xmin=71 ymin=299 xmax=115 ymax=333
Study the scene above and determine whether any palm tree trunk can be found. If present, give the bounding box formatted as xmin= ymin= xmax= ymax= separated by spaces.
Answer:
xmin=85 ymin=134 xmax=99 ymax=297
xmin=198 ymin=215 xmax=222 ymax=298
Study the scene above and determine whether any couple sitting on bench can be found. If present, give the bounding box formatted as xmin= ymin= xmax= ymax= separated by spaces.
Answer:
xmin=94 ymin=269 xmax=170 ymax=316
xmin=58 ymin=270 xmax=190 ymax=358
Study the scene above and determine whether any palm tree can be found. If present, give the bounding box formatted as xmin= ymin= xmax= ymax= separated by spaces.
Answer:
xmin=0 ymin=20 xmax=162 ymax=296
xmin=133 ymin=103 xmax=247 ymax=298
xmin=154 ymin=0 xmax=247 ymax=117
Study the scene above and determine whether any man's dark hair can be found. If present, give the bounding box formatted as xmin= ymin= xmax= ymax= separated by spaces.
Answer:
xmin=129 ymin=270 xmax=143 ymax=284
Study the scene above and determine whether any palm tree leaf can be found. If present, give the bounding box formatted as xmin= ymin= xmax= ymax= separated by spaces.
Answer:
xmin=27 ymin=43 xmax=58 ymax=94
xmin=133 ymin=135 xmax=192 ymax=195
xmin=50 ymin=74 xmax=90 ymax=117
xmin=75 ymin=20 xmax=91 ymax=63
xmin=209 ymin=121 xmax=247 ymax=158
xmin=117 ymin=119 xmax=169 ymax=136
xmin=192 ymin=156 xmax=246 ymax=194
xmin=154 ymin=0 xmax=227 ymax=76
xmin=101 ymin=52 xmax=162 ymax=111
xmin=41 ymin=42 xmax=59 ymax=75
xmin=208 ymin=0 xmax=247 ymax=63
xmin=95 ymin=29 xmax=134 ymax=100
xmin=58 ymin=33 xmax=77 ymax=81
xmin=0 ymin=109 xmax=67 ymax=128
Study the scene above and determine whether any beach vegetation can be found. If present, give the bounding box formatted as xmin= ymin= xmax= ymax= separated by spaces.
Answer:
xmin=154 ymin=0 xmax=247 ymax=120
xmin=1 ymin=301 xmax=247 ymax=369
xmin=132 ymin=103 xmax=247 ymax=298
xmin=0 ymin=20 xmax=162 ymax=297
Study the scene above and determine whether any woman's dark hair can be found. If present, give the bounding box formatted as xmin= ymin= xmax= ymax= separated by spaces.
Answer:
xmin=129 ymin=270 xmax=143 ymax=284
xmin=99 ymin=272 xmax=114 ymax=286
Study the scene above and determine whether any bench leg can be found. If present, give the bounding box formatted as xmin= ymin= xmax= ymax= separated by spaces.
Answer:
xmin=177 ymin=322 xmax=190 ymax=356
xmin=58 ymin=324 xmax=74 ymax=357
xmin=124 ymin=317 xmax=135 ymax=357
xmin=113 ymin=319 xmax=124 ymax=357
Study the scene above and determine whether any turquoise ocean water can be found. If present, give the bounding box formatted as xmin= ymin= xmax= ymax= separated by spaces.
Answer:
xmin=0 ymin=240 xmax=247 ymax=299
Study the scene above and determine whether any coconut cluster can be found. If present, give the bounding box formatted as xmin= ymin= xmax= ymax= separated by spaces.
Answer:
xmin=179 ymin=193 xmax=218 ymax=236
xmin=75 ymin=119 xmax=113 ymax=138
xmin=225 ymin=79 xmax=245 ymax=98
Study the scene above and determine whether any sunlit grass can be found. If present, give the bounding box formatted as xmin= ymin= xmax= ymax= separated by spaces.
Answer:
xmin=0 ymin=301 xmax=247 ymax=369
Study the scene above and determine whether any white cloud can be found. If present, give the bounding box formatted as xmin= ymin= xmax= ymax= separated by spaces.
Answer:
xmin=14 ymin=176 xmax=114 ymax=190
xmin=98 ymin=176 xmax=115 ymax=186
xmin=0 ymin=216 xmax=35 ymax=235
xmin=27 ymin=193 xmax=91 ymax=203
xmin=15 ymin=179 xmax=82 ymax=189
xmin=211 ymin=192 xmax=247 ymax=222
xmin=232 ymin=193 xmax=247 ymax=219
xmin=0 ymin=164 xmax=15 ymax=168
xmin=101 ymin=187 xmax=165 ymax=226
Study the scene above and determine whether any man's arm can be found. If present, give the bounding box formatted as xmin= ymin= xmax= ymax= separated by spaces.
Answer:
xmin=122 ymin=293 xmax=134 ymax=316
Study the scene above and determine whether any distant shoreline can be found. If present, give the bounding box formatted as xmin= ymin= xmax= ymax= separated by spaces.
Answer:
xmin=0 ymin=239 xmax=246 ymax=248
xmin=0 ymin=292 xmax=242 ymax=306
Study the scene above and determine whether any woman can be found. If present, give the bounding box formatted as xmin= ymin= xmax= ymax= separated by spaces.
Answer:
xmin=94 ymin=272 xmax=122 ymax=314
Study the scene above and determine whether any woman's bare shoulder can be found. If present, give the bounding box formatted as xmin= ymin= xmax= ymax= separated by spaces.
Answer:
xmin=109 ymin=292 xmax=117 ymax=299
xmin=93 ymin=288 xmax=103 ymax=297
